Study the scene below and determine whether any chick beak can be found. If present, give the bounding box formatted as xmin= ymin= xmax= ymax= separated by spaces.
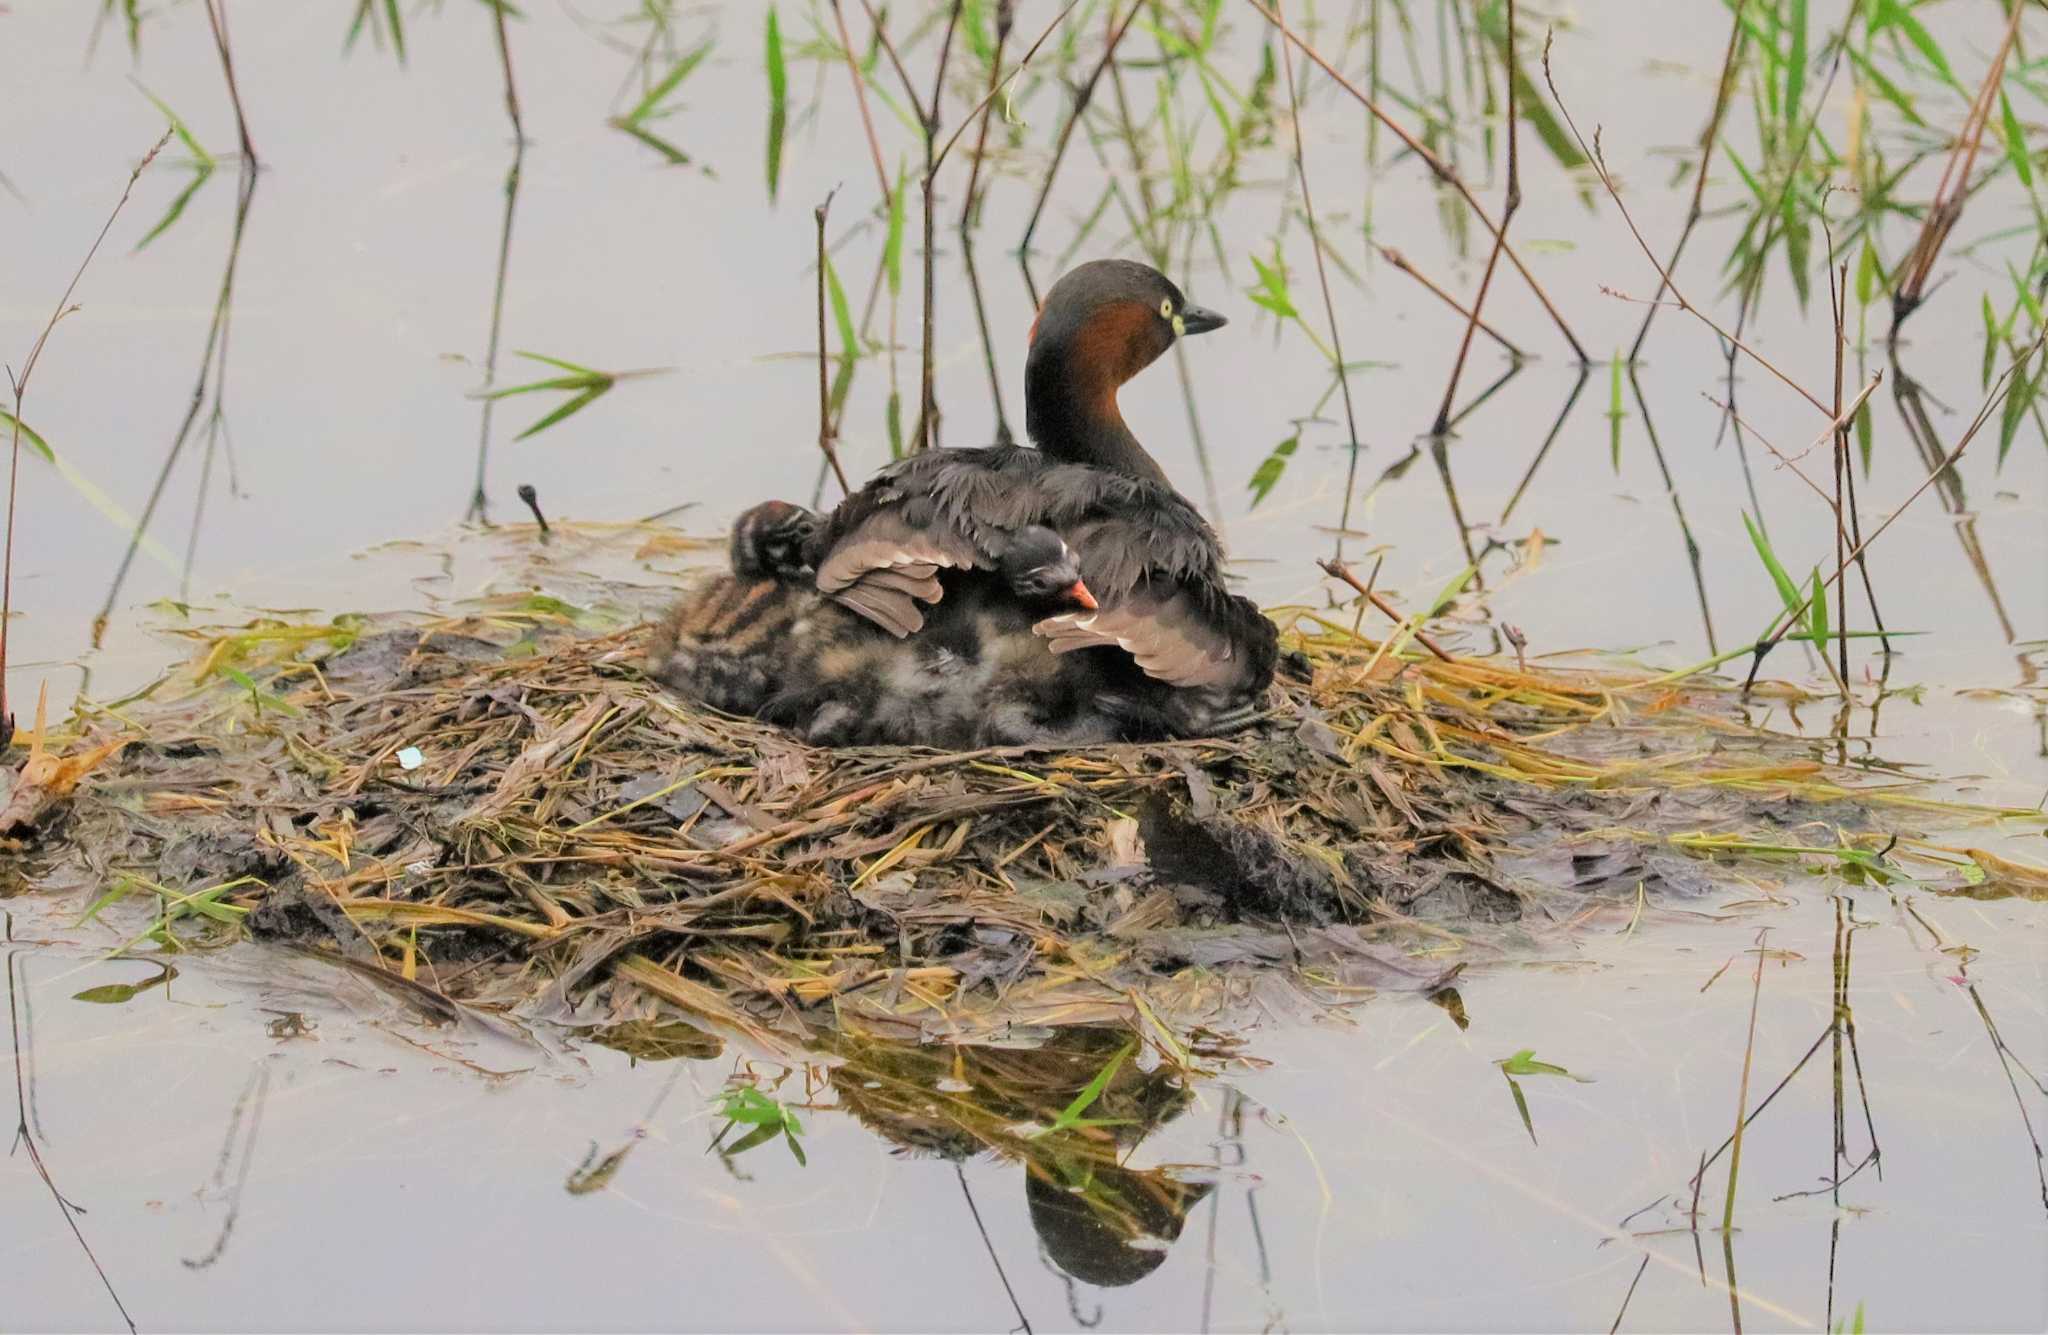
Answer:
xmin=1064 ymin=579 xmax=1099 ymax=611
xmin=1178 ymin=304 xmax=1227 ymax=336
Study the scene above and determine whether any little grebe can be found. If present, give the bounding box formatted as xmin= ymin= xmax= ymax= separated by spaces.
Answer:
xmin=754 ymin=260 xmax=1277 ymax=736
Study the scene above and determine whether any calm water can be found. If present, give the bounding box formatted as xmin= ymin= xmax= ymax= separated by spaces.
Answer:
xmin=3 ymin=1 xmax=2045 ymax=1329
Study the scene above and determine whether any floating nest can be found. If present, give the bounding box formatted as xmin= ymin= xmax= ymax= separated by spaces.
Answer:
xmin=5 ymin=568 xmax=2032 ymax=1055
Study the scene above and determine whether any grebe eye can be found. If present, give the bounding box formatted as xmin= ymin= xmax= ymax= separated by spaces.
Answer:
xmin=1159 ymin=297 xmax=1174 ymax=318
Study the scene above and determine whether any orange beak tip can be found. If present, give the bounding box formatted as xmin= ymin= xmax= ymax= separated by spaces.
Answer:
xmin=1067 ymin=581 xmax=1098 ymax=611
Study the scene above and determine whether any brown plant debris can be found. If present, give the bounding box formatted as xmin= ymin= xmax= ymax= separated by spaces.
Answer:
xmin=7 ymin=593 xmax=2034 ymax=1051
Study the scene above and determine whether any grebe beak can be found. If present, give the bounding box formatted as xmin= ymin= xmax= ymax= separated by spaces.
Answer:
xmin=1064 ymin=579 xmax=1099 ymax=611
xmin=1178 ymin=304 xmax=1227 ymax=335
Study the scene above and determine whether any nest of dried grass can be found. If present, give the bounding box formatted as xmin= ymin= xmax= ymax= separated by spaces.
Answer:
xmin=10 ymin=586 xmax=2019 ymax=1054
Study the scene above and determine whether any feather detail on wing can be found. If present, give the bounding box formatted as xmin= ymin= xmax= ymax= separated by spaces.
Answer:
xmin=813 ymin=510 xmax=985 ymax=638
xmin=1032 ymin=589 xmax=1242 ymax=689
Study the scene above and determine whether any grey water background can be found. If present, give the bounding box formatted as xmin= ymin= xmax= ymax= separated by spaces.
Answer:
xmin=2 ymin=1 xmax=2044 ymax=1329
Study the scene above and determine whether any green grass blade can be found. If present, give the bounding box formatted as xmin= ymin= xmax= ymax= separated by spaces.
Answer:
xmin=1998 ymin=90 xmax=2032 ymax=190
xmin=513 ymin=350 xmax=603 ymax=376
xmin=1 ymin=411 xmax=55 ymax=464
xmin=133 ymin=162 xmax=214 ymax=251
xmin=765 ymin=8 xmax=787 ymax=203
xmin=625 ymin=41 xmax=712 ymax=126
xmin=824 ymin=251 xmax=859 ymax=359
xmin=611 ymin=120 xmax=692 ymax=165
xmin=132 ymin=81 xmax=214 ymax=167
xmin=1806 ymin=567 xmax=1829 ymax=649
xmin=1247 ymin=432 xmax=1298 ymax=507
xmin=1998 ymin=344 xmax=2038 ymax=466
xmin=884 ymin=161 xmax=907 ymax=297
xmin=514 ymin=384 xmax=606 ymax=441
xmin=1037 ymin=1040 xmax=1133 ymax=1137
xmin=1742 ymin=511 xmax=1802 ymax=617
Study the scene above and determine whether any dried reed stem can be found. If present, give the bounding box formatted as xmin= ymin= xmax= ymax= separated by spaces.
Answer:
xmin=1626 ymin=2 xmax=1744 ymax=362
xmin=1276 ymin=1 xmax=1365 ymax=526
xmin=489 ymin=0 xmax=524 ymax=141
xmin=1429 ymin=0 xmax=1520 ymax=436
xmin=1376 ymin=244 xmax=1526 ymax=359
xmin=1892 ymin=0 xmax=2026 ymax=332
xmin=1541 ymin=35 xmax=1833 ymax=419
xmin=202 ymin=0 xmax=259 ymax=166
xmin=1318 ymin=558 xmax=1455 ymax=663
xmin=3 ymin=131 xmax=170 ymax=747
xmin=828 ymin=0 xmax=894 ymax=210
xmin=1018 ymin=0 xmax=1140 ymax=261
xmin=1247 ymin=0 xmax=1587 ymax=362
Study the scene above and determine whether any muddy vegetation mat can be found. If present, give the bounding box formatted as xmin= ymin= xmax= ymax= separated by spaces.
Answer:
xmin=3 ymin=598 xmax=2033 ymax=1055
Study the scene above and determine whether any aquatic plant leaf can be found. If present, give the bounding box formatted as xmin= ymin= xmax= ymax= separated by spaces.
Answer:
xmin=1037 ymin=1039 xmax=1134 ymax=1137
xmin=1869 ymin=0 xmax=1961 ymax=93
xmin=1741 ymin=511 xmax=1802 ymax=619
xmin=1503 ymin=1072 xmax=1536 ymax=1145
xmin=612 ymin=121 xmax=692 ymax=165
xmin=133 ymin=161 xmax=215 ymax=251
xmin=131 ymin=81 xmax=214 ymax=167
xmin=1246 ymin=250 xmax=1297 ymax=321
xmin=1982 ymin=294 xmax=2000 ymax=391
xmin=1856 ymin=241 xmax=1880 ymax=308
xmin=75 ymin=879 xmax=138 ymax=927
xmin=343 ymin=0 xmax=407 ymax=64
xmin=1998 ymin=90 xmax=2033 ymax=190
xmin=1782 ymin=0 xmax=1808 ymax=146
xmin=1997 ymin=343 xmax=2037 ymax=466
xmin=223 ymin=666 xmax=301 ymax=716
xmin=0 ymin=411 xmax=54 ymax=463
xmin=624 ymin=41 xmax=712 ymax=126
xmin=1805 ymin=568 xmax=1828 ymax=653
xmin=1473 ymin=3 xmax=1590 ymax=178
xmin=824 ymin=251 xmax=859 ymax=360
xmin=73 ymin=965 xmax=173 ymax=1005
xmin=1424 ymin=563 xmax=1477 ymax=618
xmin=1607 ymin=353 xmax=1625 ymax=469
xmin=961 ymin=0 xmax=993 ymax=68
xmin=1246 ymin=432 xmax=1298 ymax=507
xmin=74 ymin=983 xmax=143 ymax=1004
xmin=884 ymin=162 xmax=907 ymax=297
xmin=1497 ymin=1049 xmax=1591 ymax=1081
xmin=765 ymin=7 xmax=787 ymax=202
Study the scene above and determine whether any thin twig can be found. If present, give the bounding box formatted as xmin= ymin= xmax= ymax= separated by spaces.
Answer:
xmin=957 ymin=1 xmax=1014 ymax=232
xmin=1276 ymin=1 xmax=1365 ymax=540
xmin=1741 ymin=328 xmax=2045 ymax=688
xmin=201 ymin=0 xmax=258 ymax=166
xmin=4 ymin=130 xmax=170 ymax=746
xmin=815 ymin=190 xmax=850 ymax=495
xmin=827 ymin=0 xmax=893 ymax=210
xmin=1376 ymin=244 xmax=1526 ymax=359
xmin=1429 ymin=0 xmax=1520 ymax=436
xmin=1018 ymin=1 xmax=1140 ymax=261
xmin=489 ymin=0 xmax=524 ymax=142
xmin=1626 ymin=1 xmax=1744 ymax=363
xmin=10 ymin=953 xmax=136 ymax=1331
xmin=1318 ymin=558 xmax=1455 ymax=663
xmin=1722 ymin=930 xmax=1769 ymax=1235
xmin=1540 ymin=35 xmax=1833 ymax=419
xmin=916 ymin=2 xmax=965 ymax=453
xmin=1246 ymin=0 xmax=1586 ymax=361
xmin=1892 ymin=0 xmax=2026 ymax=332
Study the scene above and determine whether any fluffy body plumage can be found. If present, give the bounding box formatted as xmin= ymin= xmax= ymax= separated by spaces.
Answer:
xmin=647 ymin=525 xmax=1167 ymax=747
